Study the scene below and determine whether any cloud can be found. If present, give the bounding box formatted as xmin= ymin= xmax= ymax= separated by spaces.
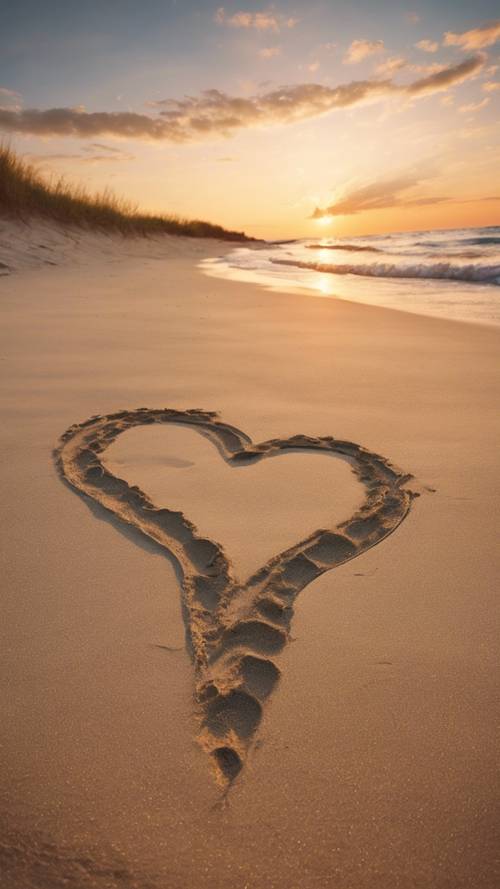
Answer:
xmin=0 ymin=56 xmax=485 ymax=144
xmin=26 ymin=153 xmax=80 ymax=163
xmin=410 ymin=62 xmax=447 ymax=76
xmin=311 ymin=171 xmax=448 ymax=218
xmin=312 ymin=163 xmax=500 ymax=218
xmin=0 ymin=87 xmax=21 ymax=98
xmin=458 ymin=97 xmax=490 ymax=113
xmin=84 ymin=141 xmax=129 ymax=153
xmin=375 ymin=56 xmax=407 ymax=76
xmin=0 ymin=108 xmax=174 ymax=140
xmin=406 ymin=53 xmax=484 ymax=95
xmin=259 ymin=46 xmax=281 ymax=58
xmin=406 ymin=12 xmax=420 ymax=25
xmin=154 ymin=79 xmax=397 ymax=135
xmin=344 ymin=39 xmax=385 ymax=63
xmin=26 ymin=148 xmax=135 ymax=165
xmin=307 ymin=61 xmax=320 ymax=73
xmin=415 ymin=39 xmax=439 ymax=53
xmin=443 ymin=20 xmax=500 ymax=50
xmin=0 ymin=86 xmax=22 ymax=111
xmin=482 ymin=80 xmax=500 ymax=91
xmin=215 ymin=7 xmax=298 ymax=31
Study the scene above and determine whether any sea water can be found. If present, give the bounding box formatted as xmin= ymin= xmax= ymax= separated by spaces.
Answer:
xmin=201 ymin=226 xmax=500 ymax=326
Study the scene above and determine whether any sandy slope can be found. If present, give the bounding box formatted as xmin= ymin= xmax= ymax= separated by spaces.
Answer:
xmin=0 ymin=220 xmax=499 ymax=888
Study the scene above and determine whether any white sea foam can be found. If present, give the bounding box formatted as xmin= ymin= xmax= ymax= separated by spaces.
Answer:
xmin=201 ymin=226 xmax=500 ymax=326
xmin=272 ymin=257 xmax=500 ymax=285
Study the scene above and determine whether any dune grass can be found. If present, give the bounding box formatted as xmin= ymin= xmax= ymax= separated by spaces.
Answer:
xmin=0 ymin=145 xmax=249 ymax=240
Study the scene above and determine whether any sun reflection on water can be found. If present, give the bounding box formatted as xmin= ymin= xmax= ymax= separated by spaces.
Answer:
xmin=315 ymin=275 xmax=333 ymax=295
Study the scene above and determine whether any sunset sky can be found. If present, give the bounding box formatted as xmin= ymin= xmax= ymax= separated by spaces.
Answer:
xmin=1 ymin=1 xmax=499 ymax=238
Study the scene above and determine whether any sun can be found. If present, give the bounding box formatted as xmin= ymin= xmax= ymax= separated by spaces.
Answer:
xmin=316 ymin=215 xmax=333 ymax=226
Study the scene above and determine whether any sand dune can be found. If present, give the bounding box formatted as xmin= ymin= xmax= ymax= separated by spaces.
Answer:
xmin=0 ymin=216 xmax=221 ymax=275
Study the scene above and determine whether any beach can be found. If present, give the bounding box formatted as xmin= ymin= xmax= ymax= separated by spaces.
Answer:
xmin=1 ymin=221 xmax=499 ymax=888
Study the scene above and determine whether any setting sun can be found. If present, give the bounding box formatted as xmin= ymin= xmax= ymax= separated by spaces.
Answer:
xmin=1 ymin=3 xmax=498 ymax=239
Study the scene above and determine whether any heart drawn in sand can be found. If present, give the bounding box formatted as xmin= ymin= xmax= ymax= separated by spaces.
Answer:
xmin=56 ymin=408 xmax=415 ymax=785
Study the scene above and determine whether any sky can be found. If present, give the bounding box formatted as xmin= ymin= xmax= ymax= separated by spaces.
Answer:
xmin=1 ymin=1 xmax=499 ymax=238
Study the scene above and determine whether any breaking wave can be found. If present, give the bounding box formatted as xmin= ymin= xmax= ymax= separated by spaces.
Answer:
xmin=272 ymin=257 xmax=500 ymax=285
xmin=201 ymin=226 xmax=500 ymax=326
xmin=306 ymin=243 xmax=381 ymax=253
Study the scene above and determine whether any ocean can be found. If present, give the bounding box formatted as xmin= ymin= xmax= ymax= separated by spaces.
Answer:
xmin=201 ymin=226 xmax=500 ymax=326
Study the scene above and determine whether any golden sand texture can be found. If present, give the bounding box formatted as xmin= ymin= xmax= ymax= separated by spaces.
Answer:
xmin=56 ymin=408 xmax=414 ymax=784
xmin=1 ymin=219 xmax=499 ymax=888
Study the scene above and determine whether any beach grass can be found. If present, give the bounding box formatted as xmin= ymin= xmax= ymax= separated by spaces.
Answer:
xmin=0 ymin=145 xmax=249 ymax=240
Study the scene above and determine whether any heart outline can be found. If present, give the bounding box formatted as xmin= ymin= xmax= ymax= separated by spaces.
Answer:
xmin=55 ymin=408 xmax=415 ymax=784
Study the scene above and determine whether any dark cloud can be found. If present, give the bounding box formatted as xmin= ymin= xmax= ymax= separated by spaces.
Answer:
xmin=156 ymin=79 xmax=394 ymax=131
xmin=0 ymin=108 xmax=177 ymax=140
xmin=0 ymin=55 xmax=485 ymax=144
xmin=406 ymin=54 xmax=484 ymax=95
xmin=0 ymin=81 xmax=393 ymax=142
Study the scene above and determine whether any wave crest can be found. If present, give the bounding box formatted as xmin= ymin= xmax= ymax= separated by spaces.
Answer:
xmin=272 ymin=258 xmax=500 ymax=285
xmin=307 ymin=243 xmax=381 ymax=253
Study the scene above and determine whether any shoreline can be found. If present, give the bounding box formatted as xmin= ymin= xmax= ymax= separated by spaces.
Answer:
xmin=201 ymin=252 xmax=500 ymax=331
xmin=201 ymin=227 xmax=500 ymax=329
xmin=2 ymin=215 xmax=499 ymax=330
xmin=1 ymin=224 xmax=499 ymax=888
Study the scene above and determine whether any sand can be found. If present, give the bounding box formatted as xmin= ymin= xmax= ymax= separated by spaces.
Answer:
xmin=1 ymin=218 xmax=499 ymax=888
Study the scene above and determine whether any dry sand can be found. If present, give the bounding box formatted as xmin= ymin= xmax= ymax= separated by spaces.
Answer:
xmin=1 ymin=218 xmax=499 ymax=888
